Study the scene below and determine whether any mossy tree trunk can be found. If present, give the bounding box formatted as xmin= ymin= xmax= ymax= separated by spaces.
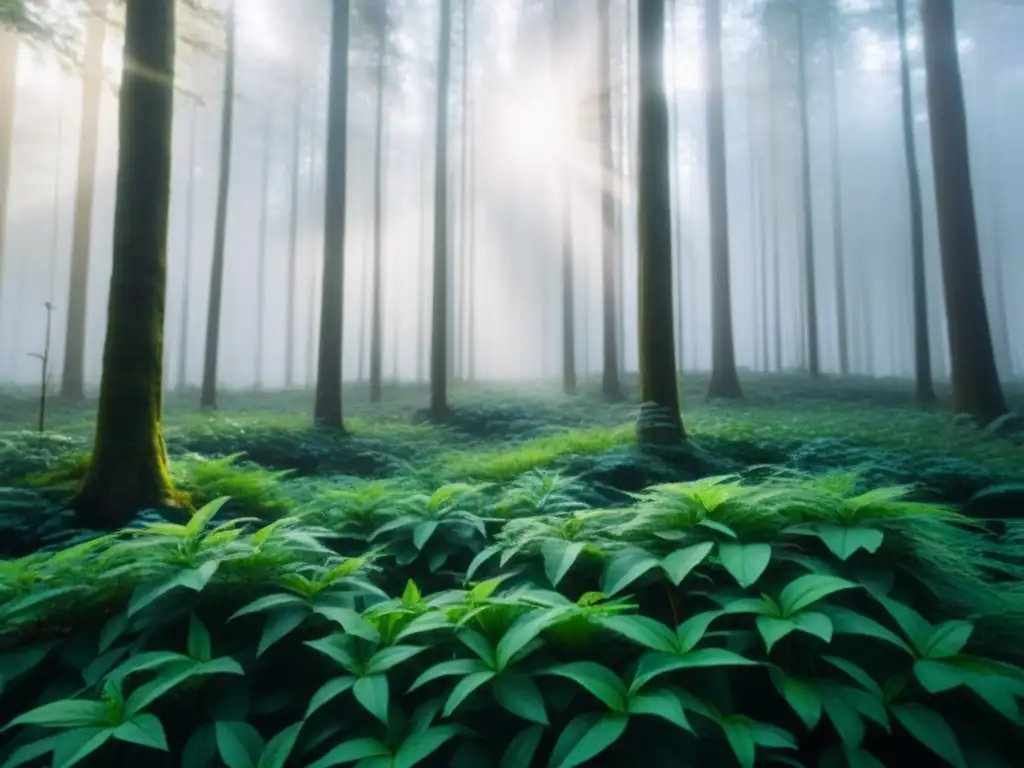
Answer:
xmin=597 ymin=0 xmax=623 ymax=402
xmin=703 ymin=0 xmax=742 ymax=401
xmin=201 ymin=0 xmax=237 ymax=409
xmin=919 ymin=0 xmax=1007 ymax=425
xmin=636 ymin=0 xmax=684 ymax=444
xmin=72 ymin=0 xmax=179 ymax=527
xmin=0 ymin=28 xmax=17 ymax=311
xmin=369 ymin=4 xmax=387 ymax=405
xmin=429 ymin=0 xmax=453 ymax=420
xmin=314 ymin=0 xmax=351 ymax=430
xmin=896 ymin=0 xmax=935 ymax=406
xmin=795 ymin=1 xmax=820 ymax=377
xmin=61 ymin=0 xmax=107 ymax=400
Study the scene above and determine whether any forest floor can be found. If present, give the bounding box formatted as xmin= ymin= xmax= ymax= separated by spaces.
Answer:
xmin=1 ymin=372 xmax=1022 ymax=556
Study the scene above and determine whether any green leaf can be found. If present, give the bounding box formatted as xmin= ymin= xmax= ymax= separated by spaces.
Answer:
xmin=51 ymin=727 xmax=114 ymax=768
xmin=493 ymin=674 xmax=548 ymax=725
xmin=353 ymin=675 xmax=390 ymax=724
xmin=718 ymin=543 xmax=772 ymax=589
xmin=757 ymin=617 xmax=797 ymax=654
xmin=186 ymin=497 xmax=231 ymax=538
xmin=500 ymin=725 xmax=544 ymax=768
xmin=6 ymin=699 xmax=111 ymax=729
xmin=394 ymin=611 xmax=452 ymax=641
xmin=779 ymin=574 xmax=857 ymax=616
xmin=0 ymin=735 xmax=59 ymax=768
xmin=469 ymin=577 xmax=504 ymax=603
xmin=823 ymin=606 xmax=914 ymax=655
xmin=442 ymin=669 xmax=496 ymax=717
xmin=963 ymin=674 xmax=1023 ymax=724
xmin=187 ymin=614 xmax=212 ymax=662
xmin=630 ymin=649 xmax=756 ymax=694
xmin=543 ymin=661 xmax=628 ymax=711
xmin=675 ymin=610 xmax=725 ymax=653
xmin=542 ymin=540 xmax=586 ymax=587
xmin=720 ymin=718 xmax=756 ymax=768
xmin=891 ymin=703 xmax=967 ymax=768
xmin=921 ymin=621 xmax=974 ymax=660
xmin=821 ymin=687 xmax=865 ymax=748
xmin=465 ymin=545 xmax=501 ymax=581
xmin=661 ymin=541 xmax=714 ymax=586
xmin=98 ymin=614 xmax=129 ymax=654
xmin=258 ymin=609 xmax=308 ymax=656
xmin=365 ymin=645 xmax=427 ymax=675
xmin=305 ymin=634 xmax=357 ymax=670
xmin=845 ymin=747 xmax=888 ymax=768
xmin=112 ymin=714 xmax=168 ymax=751
xmin=792 ymin=611 xmax=833 ymax=643
xmin=402 ymin=580 xmax=422 ymax=605
xmin=600 ymin=548 xmax=660 ymax=596
xmin=305 ymin=738 xmax=391 ymax=768
xmin=410 ymin=659 xmax=490 ymax=692
xmin=215 ymin=721 xmax=263 ymax=768
xmin=914 ymin=659 xmax=966 ymax=694
xmin=549 ymin=713 xmax=629 ymax=768
xmin=229 ymin=593 xmax=306 ymax=621
xmin=394 ymin=725 xmax=460 ymax=768
xmin=815 ymin=525 xmax=884 ymax=561
xmin=877 ymin=596 xmax=932 ymax=653
xmin=769 ymin=670 xmax=822 ymax=730
xmin=597 ymin=614 xmax=678 ymax=653
xmin=495 ymin=608 xmax=573 ymax=670
xmin=313 ymin=605 xmax=380 ymax=643
xmin=746 ymin=719 xmax=797 ymax=749
xmin=457 ymin=628 xmax=497 ymax=668
xmin=628 ymin=688 xmax=693 ymax=732
xmin=306 ymin=675 xmax=356 ymax=718
xmin=823 ymin=656 xmax=883 ymax=698
xmin=413 ymin=520 xmax=439 ymax=550
xmin=128 ymin=560 xmax=219 ymax=617
xmin=258 ymin=722 xmax=304 ymax=768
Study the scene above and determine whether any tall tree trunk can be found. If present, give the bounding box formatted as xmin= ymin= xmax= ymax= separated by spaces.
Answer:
xmin=919 ymin=0 xmax=1007 ymax=424
xmin=61 ymin=0 xmax=107 ymax=400
xmin=826 ymin=28 xmax=850 ymax=377
xmin=255 ymin=104 xmax=272 ymax=391
xmin=795 ymin=1 xmax=820 ymax=376
xmin=552 ymin=1 xmax=576 ymax=396
xmin=73 ymin=0 xmax=179 ymax=526
xmin=417 ymin=137 xmax=428 ymax=383
xmin=0 ymin=29 xmax=18 ymax=310
xmin=618 ymin=0 xmax=633 ymax=378
xmin=636 ymin=0 xmax=683 ymax=443
xmin=768 ymin=42 xmax=783 ymax=373
xmin=987 ymin=174 xmax=1011 ymax=380
xmin=305 ymin=120 xmax=319 ymax=387
xmin=669 ymin=0 xmax=685 ymax=373
xmin=314 ymin=0 xmax=352 ymax=430
xmin=176 ymin=102 xmax=200 ymax=393
xmin=285 ymin=81 xmax=303 ymax=389
xmin=598 ymin=0 xmax=623 ymax=402
xmin=456 ymin=0 xmax=471 ymax=382
xmin=369 ymin=10 xmax=387 ymax=404
xmin=703 ymin=0 xmax=742 ymax=400
xmin=200 ymin=0 xmax=237 ymax=409
xmin=895 ymin=0 xmax=935 ymax=404
xmin=465 ymin=101 xmax=477 ymax=381
xmin=429 ymin=0 xmax=453 ymax=419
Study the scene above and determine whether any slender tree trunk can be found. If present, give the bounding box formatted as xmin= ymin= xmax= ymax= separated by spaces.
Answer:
xmin=285 ymin=81 xmax=303 ymax=389
xmin=618 ymin=0 xmax=634 ymax=378
xmin=826 ymin=29 xmax=850 ymax=377
xmin=703 ymin=0 xmax=742 ymax=400
xmin=61 ymin=0 xmax=107 ymax=400
xmin=429 ymin=0 xmax=453 ymax=419
xmin=255 ymin=104 xmax=272 ymax=391
xmin=920 ymin=0 xmax=1007 ymax=424
xmin=314 ymin=0 xmax=352 ymax=430
xmin=987 ymin=175 xmax=1011 ymax=380
xmin=466 ymin=99 xmax=477 ymax=381
xmin=552 ymin=1 xmax=576 ymax=396
xmin=369 ymin=12 xmax=387 ymax=404
xmin=456 ymin=0 xmax=472 ymax=382
xmin=895 ymin=0 xmax=935 ymax=404
xmin=795 ymin=1 xmax=820 ymax=376
xmin=0 ymin=29 xmax=18 ymax=311
xmin=417 ymin=138 xmax=428 ymax=383
xmin=769 ymin=44 xmax=783 ymax=373
xmin=305 ymin=121 xmax=319 ymax=387
xmin=669 ymin=0 xmax=685 ymax=373
xmin=73 ymin=0 xmax=179 ymax=526
xmin=598 ymin=0 xmax=623 ymax=402
xmin=176 ymin=102 xmax=199 ymax=393
xmin=636 ymin=0 xmax=684 ymax=443
xmin=200 ymin=0 xmax=237 ymax=409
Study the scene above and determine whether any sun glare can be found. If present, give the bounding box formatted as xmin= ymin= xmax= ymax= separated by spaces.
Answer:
xmin=487 ymin=81 xmax=570 ymax=171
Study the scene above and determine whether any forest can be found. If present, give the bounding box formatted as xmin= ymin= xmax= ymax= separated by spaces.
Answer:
xmin=0 ymin=0 xmax=1022 ymax=765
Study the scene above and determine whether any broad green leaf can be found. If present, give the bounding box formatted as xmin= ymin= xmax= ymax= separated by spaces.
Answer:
xmin=258 ymin=722 xmax=304 ymax=768
xmin=215 ymin=721 xmax=263 ymax=768
xmin=305 ymin=634 xmax=357 ymax=670
xmin=921 ymin=621 xmax=974 ymax=660
xmin=746 ymin=719 xmax=797 ymax=749
xmin=630 ymin=649 xmax=756 ymax=694
xmin=845 ymin=747 xmax=888 ymax=768
xmin=306 ymin=676 xmax=357 ymax=718
xmin=891 ymin=703 xmax=967 ymax=768
xmin=877 ymin=597 xmax=932 ymax=653
xmin=823 ymin=606 xmax=914 ymax=655
xmin=409 ymin=659 xmax=490 ymax=692
xmin=600 ymin=549 xmax=660 ymax=596
xmin=676 ymin=610 xmax=725 ymax=653
xmin=123 ymin=663 xmax=200 ymax=716
xmin=500 ymin=725 xmax=544 ymax=768
xmin=443 ymin=670 xmax=496 ymax=716
xmin=963 ymin=674 xmax=1023 ymax=724
xmin=718 ymin=543 xmax=772 ymax=589
xmin=757 ymin=617 xmax=796 ymax=654
xmin=495 ymin=608 xmax=573 ymax=670
xmin=112 ymin=714 xmax=168 ymax=751
xmin=98 ymin=614 xmax=129 ymax=654
xmin=394 ymin=611 xmax=452 ymax=642
xmin=305 ymin=738 xmax=390 ymax=768
xmin=188 ymin=614 xmax=212 ymax=662
xmin=469 ymin=577 xmax=504 ymax=603
xmin=823 ymin=656 xmax=883 ymax=698
xmin=51 ymin=727 xmax=113 ymax=768
xmin=413 ymin=521 xmax=439 ymax=550
xmin=128 ymin=560 xmax=219 ymax=617
xmin=815 ymin=525 xmax=884 ymax=561
xmin=229 ymin=593 xmax=306 ymax=621
xmin=699 ymin=519 xmax=738 ymax=538
xmin=186 ymin=497 xmax=231 ymax=538
xmin=821 ymin=687 xmax=865 ymax=748
xmin=844 ymin=687 xmax=890 ymax=731
xmin=542 ymin=540 xmax=586 ymax=588
xmin=313 ymin=606 xmax=380 ymax=643
xmin=6 ymin=699 xmax=110 ymax=729
xmin=792 ymin=611 xmax=833 ymax=643
xmin=597 ymin=615 xmax=678 ymax=653
xmin=549 ymin=713 xmax=629 ymax=768
xmin=365 ymin=645 xmax=427 ymax=675
xmin=457 ymin=628 xmax=497 ymax=668
xmin=107 ymin=651 xmax=191 ymax=681
xmin=394 ymin=725 xmax=460 ymax=768
xmin=493 ymin=674 xmax=548 ymax=725
xmin=628 ymin=688 xmax=693 ymax=732
xmin=779 ymin=574 xmax=857 ymax=616
xmin=353 ymin=675 xmax=389 ymax=725
xmin=543 ymin=661 xmax=628 ymax=711
xmin=661 ymin=542 xmax=714 ymax=586
xmin=0 ymin=734 xmax=59 ymax=768
xmin=720 ymin=718 xmax=756 ymax=768
xmin=402 ymin=580 xmax=422 ymax=605
xmin=769 ymin=670 xmax=822 ymax=730
xmin=465 ymin=545 xmax=501 ymax=581
xmin=259 ymin=609 xmax=309 ymax=656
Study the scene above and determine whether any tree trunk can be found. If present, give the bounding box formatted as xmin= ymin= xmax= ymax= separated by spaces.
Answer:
xmin=919 ymin=0 xmax=1007 ymax=424
xmin=795 ymin=1 xmax=820 ymax=377
xmin=73 ymin=0 xmax=179 ymax=526
xmin=61 ymin=0 xmax=107 ymax=400
xmin=417 ymin=137 xmax=428 ymax=384
xmin=598 ymin=0 xmax=623 ymax=402
xmin=176 ymin=102 xmax=200 ymax=393
xmin=369 ymin=10 xmax=387 ymax=404
xmin=200 ymin=0 xmax=237 ymax=409
xmin=703 ymin=0 xmax=742 ymax=400
xmin=826 ymin=28 xmax=850 ymax=377
xmin=0 ymin=29 xmax=18 ymax=312
xmin=285 ymin=81 xmax=303 ymax=389
xmin=895 ymin=0 xmax=935 ymax=404
xmin=552 ymin=1 xmax=576 ymax=396
xmin=636 ymin=0 xmax=683 ymax=443
xmin=255 ymin=104 xmax=272 ymax=391
xmin=429 ymin=0 xmax=453 ymax=419
xmin=669 ymin=0 xmax=684 ymax=373
xmin=314 ymin=0 xmax=351 ymax=430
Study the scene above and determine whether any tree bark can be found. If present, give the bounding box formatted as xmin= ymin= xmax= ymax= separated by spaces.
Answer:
xmin=795 ymin=1 xmax=820 ymax=377
xmin=200 ymin=0 xmax=237 ymax=409
xmin=636 ymin=0 xmax=684 ymax=443
xmin=369 ymin=8 xmax=387 ymax=404
xmin=919 ymin=0 xmax=1007 ymax=424
xmin=73 ymin=0 xmax=180 ymax=526
xmin=61 ymin=0 xmax=107 ymax=400
xmin=314 ymin=0 xmax=351 ymax=430
xmin=703 ymin=0 xmax=742 ymax=400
